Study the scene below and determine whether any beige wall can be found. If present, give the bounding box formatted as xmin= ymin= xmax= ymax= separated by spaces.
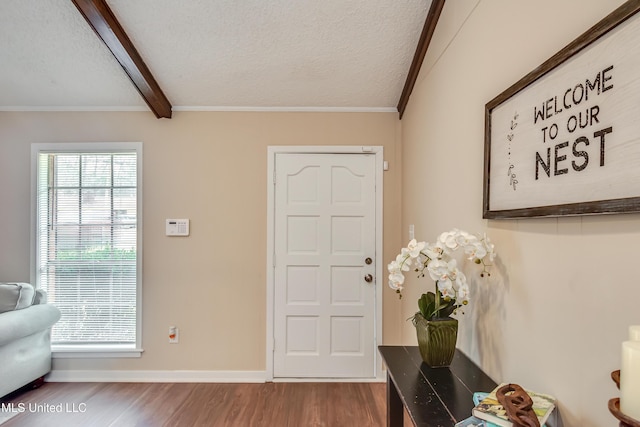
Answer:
xmin=0 ymin=110 xmax=403 ymax=372
xmin=400 ymin=1 xmax=633 ymax=426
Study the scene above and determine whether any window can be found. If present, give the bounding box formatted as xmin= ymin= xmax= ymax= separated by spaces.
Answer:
xmin=32 ymin=143 xmax=142 ymax=356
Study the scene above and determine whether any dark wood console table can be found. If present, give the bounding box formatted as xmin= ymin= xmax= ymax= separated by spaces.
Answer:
xmin=378 ymin=346 xmax=497 ymax=427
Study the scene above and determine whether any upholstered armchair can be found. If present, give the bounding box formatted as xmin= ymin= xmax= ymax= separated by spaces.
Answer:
xmin=0 ymin=283 xmax=61 ymax=397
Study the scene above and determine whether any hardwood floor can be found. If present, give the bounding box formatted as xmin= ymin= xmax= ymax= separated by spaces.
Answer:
xmin=1 ymin=381 xmax=388 ymax=426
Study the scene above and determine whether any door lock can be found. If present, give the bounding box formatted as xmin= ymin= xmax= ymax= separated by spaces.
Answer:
xmin=365 ymin=257 xmax=372 ymax=265
xmin=364 ymin=274 xmax=373 ymax=283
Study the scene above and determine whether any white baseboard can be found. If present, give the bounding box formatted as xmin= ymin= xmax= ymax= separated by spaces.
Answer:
xmin=272 ymin=377 xmax=385 ymax=383
xmin=45 ymin=370 xmax=385 ymax=383
xmin=46 ymin=370 xmax=267 ymax=383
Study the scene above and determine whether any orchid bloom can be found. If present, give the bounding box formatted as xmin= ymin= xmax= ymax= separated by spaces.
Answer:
xmin=387 ymin=229 xmax=495 ymax=319
xmin=406 ymin=239 xmax=426 ymax=258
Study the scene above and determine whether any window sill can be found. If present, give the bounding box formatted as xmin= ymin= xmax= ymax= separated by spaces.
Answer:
xmin=52 ymin=345 xmax=143 ymax=358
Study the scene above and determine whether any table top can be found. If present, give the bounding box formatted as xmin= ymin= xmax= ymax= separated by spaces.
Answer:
xmin=378 ymin=345 xmax=497 ymax=426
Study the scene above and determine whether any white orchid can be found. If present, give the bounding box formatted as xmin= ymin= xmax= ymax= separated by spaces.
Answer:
xmin=387 ymin=229 xmax=495 ymax=320
xmin=426 ymin=258 xmax=448 ymax=282
xmin=423 ymin=244 xmax=442 ymax=260
xmin=388 ymin=272 xmax=405 ymax=291
xmin=437 ymin=280 xmax=456 ymax=300
xmin=387 ymin=254 xmax=412 ymax=290
xmin=406 ymin=239 xmax=426 ymax=258
xmin=465 ymin=241 xmax=487 ymax=261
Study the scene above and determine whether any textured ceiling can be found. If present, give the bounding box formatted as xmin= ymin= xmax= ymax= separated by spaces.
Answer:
xmin=0 ymin=0 xmax=430 ymax=113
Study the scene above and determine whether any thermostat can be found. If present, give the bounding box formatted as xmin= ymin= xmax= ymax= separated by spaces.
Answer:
xmin=166 ymin=219 xmax=189 ymax=236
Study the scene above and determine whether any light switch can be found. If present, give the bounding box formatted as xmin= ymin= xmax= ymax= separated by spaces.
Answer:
xmin=166 ymin=219 xmax=190 ymax=236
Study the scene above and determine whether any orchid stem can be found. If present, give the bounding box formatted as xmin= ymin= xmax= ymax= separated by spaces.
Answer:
xmin=435 ymin=284 xmax=441 ymax=318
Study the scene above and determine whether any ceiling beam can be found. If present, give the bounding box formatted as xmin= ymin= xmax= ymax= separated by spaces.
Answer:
xmin=71 ymin=0 xmax=172 ymax=119
xmin=397 ymin=0 xmax=445 ymax=119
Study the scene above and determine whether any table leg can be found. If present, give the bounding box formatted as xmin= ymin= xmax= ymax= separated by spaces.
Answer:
xmin=387 ymin=372 xmax=403 ymax=427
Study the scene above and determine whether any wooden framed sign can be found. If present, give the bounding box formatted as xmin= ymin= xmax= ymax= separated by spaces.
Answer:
xmin=484 ymin=1 xmax=640 ymax=219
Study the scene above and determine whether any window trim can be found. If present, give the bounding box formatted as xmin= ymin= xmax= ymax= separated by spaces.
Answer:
xmin=31 ymin=142 xmax=143 ymax=357
xmin=52 ymin=345 xmax=144 ymax=359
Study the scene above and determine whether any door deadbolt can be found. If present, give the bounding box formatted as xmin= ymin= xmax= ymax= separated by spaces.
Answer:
xmin=365 ymin=257 xmax=372 ymax=265
xmin=364 ymin=274 xmax=373 ymax=283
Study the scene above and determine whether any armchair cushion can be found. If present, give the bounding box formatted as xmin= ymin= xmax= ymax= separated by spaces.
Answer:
xmin=0 ymin=282 xmax=36 ymax=313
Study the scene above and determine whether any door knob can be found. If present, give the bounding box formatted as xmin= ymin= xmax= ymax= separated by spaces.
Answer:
xmin=364 ymin=274 xmax=373 ymax=283
xmin=365 ymin=257 xmax=372 ymax=265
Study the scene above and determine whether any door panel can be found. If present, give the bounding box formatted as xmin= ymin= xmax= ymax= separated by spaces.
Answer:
xmin=273 ymin=153 xmax=376 ymax=378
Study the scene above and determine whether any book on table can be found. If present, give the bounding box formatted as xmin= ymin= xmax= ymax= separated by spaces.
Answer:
xmin=472 ymin=383 xmax=556 ymax=427
xmin=454 ymin=416 xmax=487 ymax=426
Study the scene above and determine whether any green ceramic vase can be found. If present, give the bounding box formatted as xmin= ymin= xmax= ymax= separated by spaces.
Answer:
xmin=413 ymin=313 xmax=458 ymax=367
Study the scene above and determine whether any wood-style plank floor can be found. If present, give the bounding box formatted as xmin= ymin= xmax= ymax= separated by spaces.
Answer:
xmin=1 ymin=381 xmax=389 ymax=427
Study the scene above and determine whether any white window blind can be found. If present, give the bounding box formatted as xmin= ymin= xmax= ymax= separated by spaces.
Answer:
xmin=34 ymin=145 xmax=141 ymax=349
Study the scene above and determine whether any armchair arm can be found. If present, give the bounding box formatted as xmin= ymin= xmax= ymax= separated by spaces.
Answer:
xmin=0 ymin=304 xmax=61 ymax=347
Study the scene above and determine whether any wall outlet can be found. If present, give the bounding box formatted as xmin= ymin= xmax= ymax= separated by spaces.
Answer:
xmin=169 ymin=326 xmax=179 ymax=343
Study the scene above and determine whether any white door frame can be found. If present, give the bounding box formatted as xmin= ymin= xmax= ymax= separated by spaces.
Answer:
xmin=266 ymin=146 xmax=384 ymax=381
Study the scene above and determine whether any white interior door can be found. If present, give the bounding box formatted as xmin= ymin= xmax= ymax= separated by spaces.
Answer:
xmin=272 ymin=153 xmax=377 ymax=378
